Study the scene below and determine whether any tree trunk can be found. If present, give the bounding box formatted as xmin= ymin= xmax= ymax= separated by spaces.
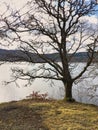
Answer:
xmin=63 ymin=81 xmax=74 ymax=102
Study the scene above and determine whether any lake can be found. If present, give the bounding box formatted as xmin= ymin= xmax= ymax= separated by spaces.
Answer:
xmin=0 ymin=63 xmax=98 ymax=106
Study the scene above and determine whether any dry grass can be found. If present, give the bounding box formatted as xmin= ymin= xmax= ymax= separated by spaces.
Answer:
xmin=0 ymin=99 xmax=98 ymax=130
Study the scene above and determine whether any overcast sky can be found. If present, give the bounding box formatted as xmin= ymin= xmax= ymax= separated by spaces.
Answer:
xmin=0 ymin=0 xmax=97 ymax=51
xmin=1 ymin=0 xmax=28 ymax=8
xmin=0 ymin=0 xmax=97 ymax=26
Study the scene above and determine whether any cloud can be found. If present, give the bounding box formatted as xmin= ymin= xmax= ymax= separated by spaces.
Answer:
xmin=83 ymin=15 xmax=98 ymax=24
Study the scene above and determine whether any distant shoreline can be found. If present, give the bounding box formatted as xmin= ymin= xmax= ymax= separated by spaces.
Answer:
xmin=0 ymin=49 xmax=97 ymax=63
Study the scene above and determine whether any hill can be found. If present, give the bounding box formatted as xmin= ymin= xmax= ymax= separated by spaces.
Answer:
xmin=0 ymin=49 xmax=98 ymax=63
xmin=0 ymin=99 xmax=98 ymax=130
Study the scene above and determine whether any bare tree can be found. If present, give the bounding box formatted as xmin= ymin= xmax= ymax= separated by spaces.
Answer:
xmin=0 ymin=0 xmax=98 ymax=101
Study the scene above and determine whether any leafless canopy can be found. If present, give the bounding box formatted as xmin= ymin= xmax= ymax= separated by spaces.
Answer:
xmin=0 ymin=0 xmax=98 ymax=100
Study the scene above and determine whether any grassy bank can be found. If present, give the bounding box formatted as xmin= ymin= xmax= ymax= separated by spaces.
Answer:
xmin=0 ymin=99 xmax=98 ymax=130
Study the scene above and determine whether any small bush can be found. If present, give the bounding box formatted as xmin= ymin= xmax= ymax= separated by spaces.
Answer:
xmin=26 ymin=91 xmax=48 ymax=101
